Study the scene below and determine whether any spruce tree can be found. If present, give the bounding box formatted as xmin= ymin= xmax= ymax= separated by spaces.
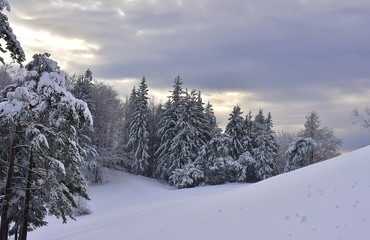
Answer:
xmin=127 ymin=77 xmax=151 ymax=176
xmin=225 ymin=105 xmax=246 ymax=160
xmin=250 ymin=110 xmax=278 ymax=181
xmin=155 ymin=76 xmax=185 ymax=180
xmin=156 ymin=77 xmax=210 ymax=184
xmin=196 ymin=128 xmax=234 ymax=185
xmin=166 ymin=90 xmax=205 ymax=182
xmin=204 ymin=101 xmax=218 ymax=136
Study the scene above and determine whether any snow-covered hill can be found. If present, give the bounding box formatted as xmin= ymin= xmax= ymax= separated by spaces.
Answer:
xmin=30 ymin=146 xmax=370 ymax=240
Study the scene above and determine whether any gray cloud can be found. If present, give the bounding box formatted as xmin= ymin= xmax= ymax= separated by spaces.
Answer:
xmin=7 ymin=0 xmax=370 ymax=151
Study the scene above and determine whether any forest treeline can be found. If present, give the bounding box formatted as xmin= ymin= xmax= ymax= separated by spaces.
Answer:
xmin=67 ymin=69 xmax=343 ymax=187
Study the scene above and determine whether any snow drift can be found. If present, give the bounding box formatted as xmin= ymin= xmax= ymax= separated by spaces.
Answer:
xmin=30 ymin=146 xmax=370 ymax=240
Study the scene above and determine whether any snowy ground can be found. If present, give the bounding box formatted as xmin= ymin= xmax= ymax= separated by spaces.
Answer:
xmin=29 ymin=146 xmax=370 ymax=240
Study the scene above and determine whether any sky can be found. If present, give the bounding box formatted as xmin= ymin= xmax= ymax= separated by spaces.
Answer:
xmin=4 ymin=0 xmax=370 ymax=151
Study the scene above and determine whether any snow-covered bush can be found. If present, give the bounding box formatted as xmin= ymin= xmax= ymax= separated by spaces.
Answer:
xmin=205 ymin=156 xmax=234 ymax=185
xmin=235 ymin=151 xmax=256 ymax=182
xmin=284 ymin=137 xmax=316 ymax=172
xmin=169 ymin=163 xmax=204 ymax=189
xmin=73 ymin=196 xmax=91 ymax=216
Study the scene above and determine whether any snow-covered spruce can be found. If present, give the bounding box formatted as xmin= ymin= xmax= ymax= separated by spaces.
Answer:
xmin=127 ymin=77 xmax=151 ymax=176
xmin=249 ymin=110 xmax=279 ymax=181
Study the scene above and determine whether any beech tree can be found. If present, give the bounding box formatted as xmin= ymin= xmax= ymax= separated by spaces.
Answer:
xmin=353 ymin=107 xmax=370 ymax=130
xmin=275 ymin=130 xmax=296 ymax=173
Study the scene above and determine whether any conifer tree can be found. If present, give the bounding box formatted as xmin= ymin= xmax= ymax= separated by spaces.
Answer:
xmin=196 ymin=128 xmax=234 ymax=185
xmin=166 ymin=90 xmax=206 ymax=182
xmin=156 ymin=77 xmax=210 ymax=184
xmin=204 ymin=101 xmax=218 ymax=135
xmin=225 ymin=105 xmax=246 ymax=160
xmin=0 ymin=0 xmax=25 ymax=65
xmin=155 ymin=76 xmax=184 ymax=180
xmin=71 ymin=69 xmax=99 ymax=183
xmin=127 ymin=77 xmax=151 ymax=176
xmin=0 ymin=53 xmax=92 ymax=240
xmin=250 ymin=110 xmax=278 ymax=181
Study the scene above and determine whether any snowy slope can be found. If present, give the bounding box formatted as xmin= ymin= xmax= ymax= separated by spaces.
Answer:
xmin=29 ymin=146 xmax=370 ymax=240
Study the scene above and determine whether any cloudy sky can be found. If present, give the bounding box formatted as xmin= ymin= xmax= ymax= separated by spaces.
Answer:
xmin=5 ymin=0 xmax=370 ymax=151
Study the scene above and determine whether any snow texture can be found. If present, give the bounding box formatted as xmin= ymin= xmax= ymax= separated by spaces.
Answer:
xmin=29 ymin=146 xmax=370 ymax=240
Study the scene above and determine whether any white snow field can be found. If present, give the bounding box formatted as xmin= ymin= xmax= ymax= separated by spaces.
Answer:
xmin=30 ymin=146 xmax=370 ymax=240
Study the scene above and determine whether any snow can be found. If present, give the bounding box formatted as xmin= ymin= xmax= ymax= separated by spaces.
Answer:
xmin=29 ymin=146 xmax=370 ymax=240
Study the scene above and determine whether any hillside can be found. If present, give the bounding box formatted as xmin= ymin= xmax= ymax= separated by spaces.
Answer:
xmin=29 ymin=146 xmax=370 ymax=240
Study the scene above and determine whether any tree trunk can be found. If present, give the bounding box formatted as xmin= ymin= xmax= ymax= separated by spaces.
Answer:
xmin=0 ymin=131 xmax=19 ymax=240
xmin=19 ymin=152 xmax=34 ymax=240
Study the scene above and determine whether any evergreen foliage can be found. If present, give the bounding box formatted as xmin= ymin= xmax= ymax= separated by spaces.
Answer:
xmin=249 ymin=110 xmax=278 ymax=181
xmin=127 ymin=77 xmax=151 ymax=176
xmin=0 ymin=0 xmax=25 ymax=65
xmin=71 ymin=69 xmax=99 ymax=183
xmin=225 ymin=105 xmax=247 ymax=160
xmin=0 ymin=53 xmax=91 ymax=240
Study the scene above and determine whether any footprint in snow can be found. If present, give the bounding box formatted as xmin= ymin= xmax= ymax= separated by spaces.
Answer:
xmin=300 ymin=216 xmax=307 ymax=223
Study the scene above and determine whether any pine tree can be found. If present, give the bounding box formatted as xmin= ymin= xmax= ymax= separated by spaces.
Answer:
xmin=0 ymin=0 xmax=25 ymax=65
xmin=127 ymin=77 xmax=151 ymax=176
xmin=0 ymin=53 xmax=92 ymax=240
